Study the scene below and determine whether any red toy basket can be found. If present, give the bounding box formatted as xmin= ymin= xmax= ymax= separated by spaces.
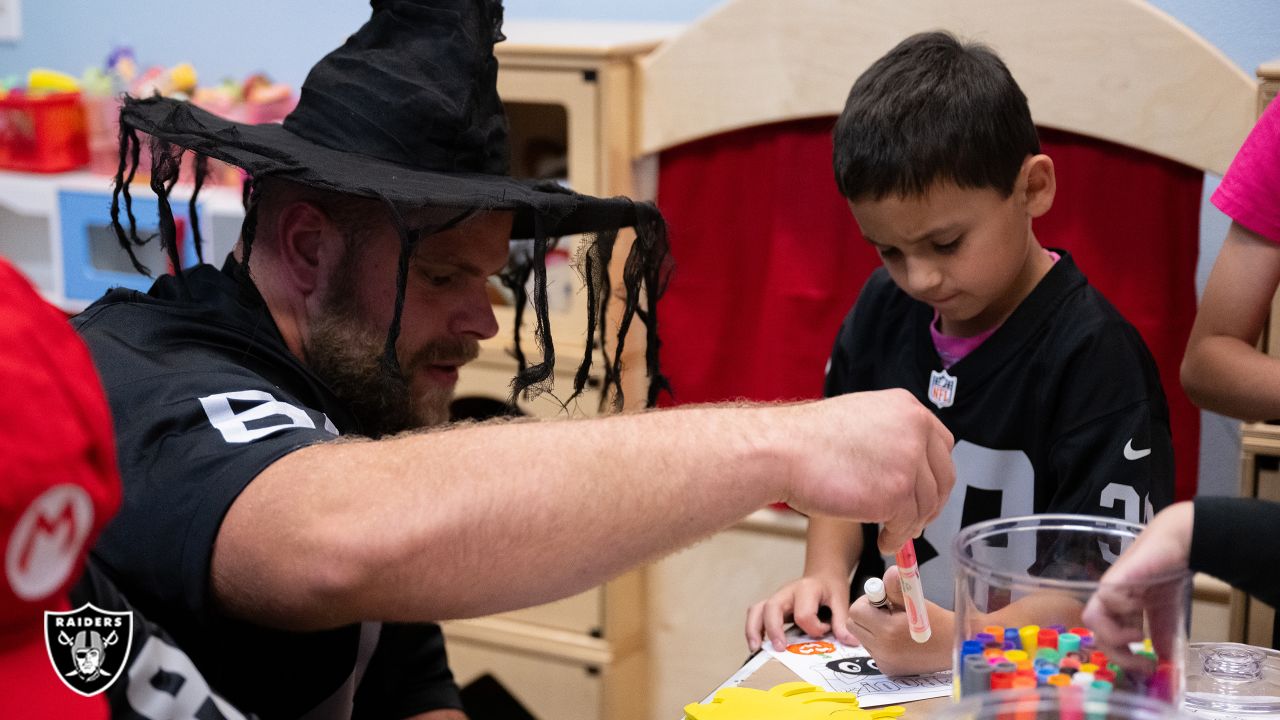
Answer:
xmin=0 ymin=91 xmax=90 ymax=173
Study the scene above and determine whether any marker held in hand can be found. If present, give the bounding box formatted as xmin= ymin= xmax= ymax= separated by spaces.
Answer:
xmin=895 ymin=538 xmax=931 ymax=643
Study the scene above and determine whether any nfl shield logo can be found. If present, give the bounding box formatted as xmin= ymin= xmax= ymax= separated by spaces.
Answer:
xmin=45 ymin=603 xmax=133 ymax=697
xmin=928 ymin=369 xmax=957 ymax=409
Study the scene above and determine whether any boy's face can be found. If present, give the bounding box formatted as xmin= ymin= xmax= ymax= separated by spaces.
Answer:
xmin=847 ymin=156 xmax=1055 ymax=337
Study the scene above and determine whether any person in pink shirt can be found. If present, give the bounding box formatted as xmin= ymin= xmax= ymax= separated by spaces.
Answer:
xmin=1181 ymin=100 xmax=1280 ymax=420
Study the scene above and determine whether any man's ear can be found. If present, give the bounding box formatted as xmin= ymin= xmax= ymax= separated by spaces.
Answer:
xmin=273 ymin=201 xmax=341 ymax=299
xmin=1022 ymin=154 xmax=1056 ymax=219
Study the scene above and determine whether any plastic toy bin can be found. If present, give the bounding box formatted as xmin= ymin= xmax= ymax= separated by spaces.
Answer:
xmin=931 ymin=687 xmax=1194 ymax=720
xmin=58 ymin=189 xmax=196 ymax=304
xmin=0 ymin=91 xmax=89 ymax=173
xmin=953 ymin=515 xmax=1190 ymax=705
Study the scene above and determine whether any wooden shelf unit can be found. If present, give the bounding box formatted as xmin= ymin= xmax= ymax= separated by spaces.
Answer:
xmin=439 ymin=21 xmax=680 ymax=720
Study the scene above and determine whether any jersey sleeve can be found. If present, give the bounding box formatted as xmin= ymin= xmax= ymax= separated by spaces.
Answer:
xmin=1042 ymin=324 xmax=1175 ymax=524
xmin=90 ymin=352 xmax=341 ymax=625
xmin=1190 ymin=497 xmax=1280 ymax=608
xmin=71 ymin=561 xmax=256 ymax=720
xmin=824 ymin=268 xmax=893 ymax=398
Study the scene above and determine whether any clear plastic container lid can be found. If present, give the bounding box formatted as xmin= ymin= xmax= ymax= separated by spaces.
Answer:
xmin=1184 ymin=642 xmax=1280 ymax=714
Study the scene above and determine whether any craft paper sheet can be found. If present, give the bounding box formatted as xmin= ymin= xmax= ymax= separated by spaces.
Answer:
xmin=763 ymin=630 xmax=953 ymax=707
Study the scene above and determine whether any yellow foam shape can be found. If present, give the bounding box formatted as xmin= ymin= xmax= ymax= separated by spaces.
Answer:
xmin=28 ymin=68 xmax=79 ymax=93
xmin=683 ymin=681 xmax=908 ymax=720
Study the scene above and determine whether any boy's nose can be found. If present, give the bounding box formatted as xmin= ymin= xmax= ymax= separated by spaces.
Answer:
xmin=905 ymin=258 xmax=943 ymax=295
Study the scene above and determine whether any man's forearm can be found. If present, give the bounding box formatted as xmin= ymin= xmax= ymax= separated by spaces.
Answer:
xmin=214 ymin=404 xmax=787 ymax=629
xmin=213 ymin=389 xmax=953 ymax=631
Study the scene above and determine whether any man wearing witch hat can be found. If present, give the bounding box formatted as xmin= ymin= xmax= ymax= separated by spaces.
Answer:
xmin=73 ymin=0 xmax=955 ymax=716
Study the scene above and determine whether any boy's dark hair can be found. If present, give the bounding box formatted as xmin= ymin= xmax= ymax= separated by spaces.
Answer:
xmin=833 ymin=31 xmax=1040 ymax=201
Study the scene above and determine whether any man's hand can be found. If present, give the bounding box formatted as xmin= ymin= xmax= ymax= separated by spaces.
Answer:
xmin=745 ymin=572 xmax=858 ymax=653
xmin=845 ymin=565 xmax=953 ymax=676
xmin=777 ymin=389 xmax=955 ymax=553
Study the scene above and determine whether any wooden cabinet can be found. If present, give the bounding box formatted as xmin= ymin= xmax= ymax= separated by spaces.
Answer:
xmin=452 ymin=21 xmax=681 ymax=421
xmin=440 ymin=21 xmax=679 ymax=720
xmin=1259 ymin=59 xmax=1279 ymax=117
xmin=645 ymin=510 xmax=808 ymax=716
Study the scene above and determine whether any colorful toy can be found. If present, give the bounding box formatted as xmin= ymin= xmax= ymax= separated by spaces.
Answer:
xmin=27 ymin=68 xmax=80 ymax=95
xmin=960 ymin=624 xmax=1166 ymax=701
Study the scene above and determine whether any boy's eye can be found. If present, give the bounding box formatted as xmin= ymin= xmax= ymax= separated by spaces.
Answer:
xmin=875 ymin=246 xmax=900 ymax=260
xmin=933 ymin=237 xmax=963 ymax=255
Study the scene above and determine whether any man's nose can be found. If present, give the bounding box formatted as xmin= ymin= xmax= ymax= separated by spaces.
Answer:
xmin=450 ymin=283 xmax=500 ymax=340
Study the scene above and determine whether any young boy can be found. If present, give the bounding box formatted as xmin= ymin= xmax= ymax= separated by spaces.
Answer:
xmin=744 ymin=31 xmax=1174 ymax=674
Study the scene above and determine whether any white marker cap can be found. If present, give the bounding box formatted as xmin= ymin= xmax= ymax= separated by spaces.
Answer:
xmin=864 ymin=577 xmax=888 ymax=607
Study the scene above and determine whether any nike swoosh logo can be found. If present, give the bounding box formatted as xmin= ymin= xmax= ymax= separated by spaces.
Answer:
xmin=1123 ymin=439 xmax=1151 ymax=461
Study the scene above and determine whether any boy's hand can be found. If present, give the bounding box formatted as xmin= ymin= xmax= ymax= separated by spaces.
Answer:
xmin=745 ymin=573 xmax=858 ymax=653
xmin=846 ymin=565 xmax=953 ymax=675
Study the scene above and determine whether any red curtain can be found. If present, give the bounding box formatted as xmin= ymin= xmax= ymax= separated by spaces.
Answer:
xmin=655 ymin=119 xmax=1202 ymax=500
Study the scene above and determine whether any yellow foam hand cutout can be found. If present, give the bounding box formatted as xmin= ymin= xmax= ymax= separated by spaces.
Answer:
xmin=684 ymin=681 xmax=908 ymax=720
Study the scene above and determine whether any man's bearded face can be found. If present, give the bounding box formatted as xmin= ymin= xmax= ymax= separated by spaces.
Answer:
xmin=305 ymin=251 xmax=478 ymax=437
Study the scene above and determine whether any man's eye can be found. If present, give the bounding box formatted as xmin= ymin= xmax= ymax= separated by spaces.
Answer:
xmin=418 ymin=267 xmax=457 ymax=286
xmin=876 ymin=246 xmax=900 ymax=259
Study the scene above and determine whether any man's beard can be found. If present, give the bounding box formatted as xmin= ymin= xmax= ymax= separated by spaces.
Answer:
xmin=305 ymin=289 xmax=479 ymax=437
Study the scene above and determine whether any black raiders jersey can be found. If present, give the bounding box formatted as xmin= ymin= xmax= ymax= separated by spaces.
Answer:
xmin=72 ymin=258 xmax=462 ymax=718
xmin=70 ymin=560 xmax=256 ymax=720
xmin=828 ymin=252 xmax=1175 ymax=608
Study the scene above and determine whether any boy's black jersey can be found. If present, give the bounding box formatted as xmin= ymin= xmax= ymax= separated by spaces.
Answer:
xmin=72 ymin=258 xmax=462 ymax=719
xmin=828 ymin=252 xmax=1175 ymax=607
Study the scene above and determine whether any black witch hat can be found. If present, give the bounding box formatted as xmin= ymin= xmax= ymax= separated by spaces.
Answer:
xmin=109 ymin=0 xmax=671 ymax=408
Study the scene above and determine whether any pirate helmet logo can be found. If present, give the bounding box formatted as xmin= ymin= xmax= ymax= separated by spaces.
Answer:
xmin=44 ymin=603 xmax=133 ymax=696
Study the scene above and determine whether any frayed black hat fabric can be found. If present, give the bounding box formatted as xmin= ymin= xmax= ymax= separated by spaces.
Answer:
xmin=117 ymin=0 xmax=642 ymax=239
xmin=110 ymin=0 xmax=671 ymax=408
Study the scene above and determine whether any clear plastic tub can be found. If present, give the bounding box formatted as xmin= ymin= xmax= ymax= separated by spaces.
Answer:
xmin=932 ymin=687 xmax=1195 ymax=720
xmin=1184 ymin=642 xmax=1280 ymax=714
xmin=953 ymin=515 xmax=1190 ymax=704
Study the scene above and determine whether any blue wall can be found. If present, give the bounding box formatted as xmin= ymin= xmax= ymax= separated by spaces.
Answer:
xmin=2 ymin=2 xmax=1276 ymax=88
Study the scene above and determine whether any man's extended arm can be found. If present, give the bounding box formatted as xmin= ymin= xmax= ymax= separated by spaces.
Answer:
xmin=212 ymin=389 xmax=954 ymax=630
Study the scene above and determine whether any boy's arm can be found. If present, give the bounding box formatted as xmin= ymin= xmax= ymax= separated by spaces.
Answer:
xmin=1182 ymin=221 xmax=1280 ymax=421
xmin=804 ymin=516 xmax=863 ymax=581
xmin=746 ymin=516 xmax=863 ymax=651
